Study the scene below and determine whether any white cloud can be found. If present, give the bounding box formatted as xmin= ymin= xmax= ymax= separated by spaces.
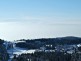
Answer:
xmin=0 ymin=16 xmax=81 ymax=25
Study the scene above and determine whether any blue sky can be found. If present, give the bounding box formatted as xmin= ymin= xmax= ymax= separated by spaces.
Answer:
xmin=0 ymin=0 xmax=81 ymax=41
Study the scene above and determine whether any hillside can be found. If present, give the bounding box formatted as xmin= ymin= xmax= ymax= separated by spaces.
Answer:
xmin=16 ymin=36 xmax=81 ymax=49
xmin=0 ymin=39 xmax=9 ymax=61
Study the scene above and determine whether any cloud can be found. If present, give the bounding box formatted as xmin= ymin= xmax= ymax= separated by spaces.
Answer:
xmin=0 ymin=16 xmax=81 ymax=25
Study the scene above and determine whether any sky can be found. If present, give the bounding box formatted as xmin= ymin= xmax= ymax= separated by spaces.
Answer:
xmin=0 ymin=0 xmax=81 ymax=41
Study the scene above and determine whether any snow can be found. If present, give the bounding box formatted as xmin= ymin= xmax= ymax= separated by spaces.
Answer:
xmin=67 ymin=50 xmax=75 ymax=54
xmin=7 ymin=42 xmax=36 ymax=61
xmin=77 ymin=44 xmax=81 ymax=47
xmin=7 ymin=47 xmax=36 ymax=61
xmin=7 ymin=47 xmax=36 ymax=55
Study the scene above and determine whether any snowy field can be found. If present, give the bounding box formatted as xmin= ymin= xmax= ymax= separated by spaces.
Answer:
xmin=7 ymin=47 xmax=36 ymax=55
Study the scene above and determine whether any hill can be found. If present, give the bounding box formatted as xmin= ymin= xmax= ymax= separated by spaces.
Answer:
xmin=16 ymin=36 xmax=81 ymax=49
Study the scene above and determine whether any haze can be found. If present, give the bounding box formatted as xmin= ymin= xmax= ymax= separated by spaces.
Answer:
xmin=0 ymin=0 xmax=81 ymax=41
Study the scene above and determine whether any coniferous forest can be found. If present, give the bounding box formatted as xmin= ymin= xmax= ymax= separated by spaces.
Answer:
xmin=1 ymin=36 xmax=81 ymax=61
